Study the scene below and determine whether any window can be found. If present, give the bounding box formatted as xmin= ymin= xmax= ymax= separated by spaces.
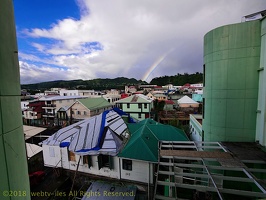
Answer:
xmin=127 ymin=103 xmax=130 ymax=109
xmin=203 ymin=64 xmax=205 ymax=87
xmin=69 ymin=151 xmax=76 ymax=162
xmin=202 ymin=98 xmax=205 ymax=119
xmin=138 ymin=113 xmax=141 ymax=118
xmin=122 ymin=159 xmax=132 ymax=171
xmin=144 ymin=103 xmax=147 ymax=109
xmin=98 ymin=155 xmax=113 ymax=169
xmin=84 ymin=111 xmax=87 ymax=115
xmin=77 ymin=111 xmax=80 ymax=115
xmin=138 ymin=103 xmax=142 ymax=109
xmin=83 ymin=155 xmax=92 ymax=167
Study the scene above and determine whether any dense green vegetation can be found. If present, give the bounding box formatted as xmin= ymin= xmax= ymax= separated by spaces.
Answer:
xmin=150 ymin=72 xmax=203 ymax=86
xmin=21 ymin=73 xmax=203 ymax=93
xmin=21 ymin=77 xmax=147 ymax=92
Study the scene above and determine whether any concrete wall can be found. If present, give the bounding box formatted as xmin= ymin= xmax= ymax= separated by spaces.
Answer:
xmin=71 ymin=101 xmax=112 ymax=120
xmin=0 ymin=1 xmax=30 ymax=198
xmin=54 ymin=99 xmax=76 ymax=111
xmin=43 ymin=146 xmax=153 ymax=184
xmin=43 ymin=145 xmax=62 ymax=167
xmin=71 ymin=102 xmax=92 ymax=119
xmin=120 ymin=159 xmax=153 ymax=184
xmin=178 ymin=103 xmax=199 ymax=108
xmin=203 ymin=20 xmax=261 ymax=142
xmin=190 ymin=114 xmax=203 ymax=142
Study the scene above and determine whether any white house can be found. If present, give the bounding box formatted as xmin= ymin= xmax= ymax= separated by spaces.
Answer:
xmin=177 ymin=95 xmax=199 ymax=112
xmin=21 ymin=101 xmax=29 ymax=111
xmin=103 ymin=89 xmax=121 ymax=104
xmin=42 ymin=109 xmax=189 ymax=185
xmin=60 ymin=89 xmax=104 ymax=97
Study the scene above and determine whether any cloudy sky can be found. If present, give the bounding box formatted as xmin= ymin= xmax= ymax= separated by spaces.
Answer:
xmin=14 ymin=0 xmax=266 ymax=84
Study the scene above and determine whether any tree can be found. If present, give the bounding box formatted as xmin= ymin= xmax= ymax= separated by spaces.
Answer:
xmin=153 ymin=99 xmax=165 ymax=121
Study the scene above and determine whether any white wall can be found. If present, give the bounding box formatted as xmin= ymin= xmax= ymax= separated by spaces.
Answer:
xmin=120 ymin=159 xmax=153 ymax=184
xmin=60 ymin=90 xmax=79 ymax=96
xmin=44 ymin=146 xmax=121 ymax=179
xmin=77 ymin=155 xmax=120 ymax=179
xmin=189 ymin=114 xmax=202 ymax=142
xmin=43 ymin=145 xmax=62 ymax=167
xmin=43 ymin=145 xmax=154 ymax=184
xmin=21 ymin=101 xmax=29 ymax=110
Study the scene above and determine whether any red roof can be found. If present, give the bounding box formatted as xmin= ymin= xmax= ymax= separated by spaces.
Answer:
xmin=165 ymin=100 xmax=175 ymax=104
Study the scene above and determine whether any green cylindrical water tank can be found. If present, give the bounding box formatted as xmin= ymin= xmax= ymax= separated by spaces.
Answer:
xmin=256 ymin=17 xmax=266 ymax=146
xmin=203 ymin=20 xmax=261 ymax=142
xmin=0 ymin=0 xmax=30 ymax=199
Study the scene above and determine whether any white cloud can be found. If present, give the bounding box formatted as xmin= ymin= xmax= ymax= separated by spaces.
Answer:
xmin=19 ymin=61 xmax=69 ymax=84
xmin=19 ymin=0 xmax=266 ymax=83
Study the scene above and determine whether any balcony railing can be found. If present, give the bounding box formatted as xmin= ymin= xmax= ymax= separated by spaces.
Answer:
xmin=42 ymin=104 xmax=56 ymax=108
xmin=24 ymin=116 xmax=38 ymax=120
xmin=42 ymin=113 xmax=55 ymax=117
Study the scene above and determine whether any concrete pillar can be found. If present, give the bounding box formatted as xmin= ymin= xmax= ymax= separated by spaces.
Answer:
xmin=0 ymin=0 xmax=30 ymax=199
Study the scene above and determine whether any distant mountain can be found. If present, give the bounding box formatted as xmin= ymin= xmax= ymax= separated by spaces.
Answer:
xmin=21 ymin=73 xmax=203 ymax=93
xmin=21 ymin=77 xmax=147 ymax=92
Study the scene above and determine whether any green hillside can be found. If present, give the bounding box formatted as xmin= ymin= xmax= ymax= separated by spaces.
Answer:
xmin=21 ymin=73 xmax=203 ymax=93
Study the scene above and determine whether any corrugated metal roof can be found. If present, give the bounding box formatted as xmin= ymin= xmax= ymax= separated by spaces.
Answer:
xmin=118 ymin=119 xmax=188 ymax=162
xmin=116 ymin=94 xmax=153 ymax=103
xmin=164 ymin=100 xmax=175 ymax=104
xmin=42 ymin=110 xmax=128 ymax=156
xmin=26 ymin=143 xmax=42 ymax=159
xmin=178 ymin=95 xmax=199 ymax=104
xmin=23 ymin=125 xmax=47 ymax=140
xmin=78 ymin=97 xmax=112 ymax=110
xmin=57 ymin=105 xmax=72 ymax=112
xmin=39 ymin=95 xmax=85 ymax=101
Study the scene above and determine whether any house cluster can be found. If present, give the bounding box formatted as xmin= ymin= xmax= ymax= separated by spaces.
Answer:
xmin=21 ymin=83 xmax=203 ymax=128
xmin=21 ymin=83 xmax=202 ymax=198
xmin=24 ymin=10 xmax=266 ymax=200
xmin=41 ymin=109 xmax=189 ymax=199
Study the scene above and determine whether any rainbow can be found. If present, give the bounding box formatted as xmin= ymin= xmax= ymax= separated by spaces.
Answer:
xmin=142 ymin=48 xmax=174 ymax=82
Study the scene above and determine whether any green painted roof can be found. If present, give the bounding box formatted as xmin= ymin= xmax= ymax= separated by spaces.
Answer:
xmin=116 ymin=94 xmax=153 ymax=103
xmin=118 ymin=119 xmax=189 ymax=162
xmin=78 ymin=97 xmax=112 ymax=110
